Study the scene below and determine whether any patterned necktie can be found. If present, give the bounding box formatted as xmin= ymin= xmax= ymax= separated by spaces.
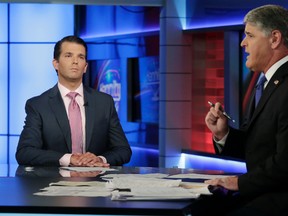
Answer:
xmin=255 ymin=74 xmax=267 ymax=108
xmin=67 ymin=92 xmax=83 ymax=153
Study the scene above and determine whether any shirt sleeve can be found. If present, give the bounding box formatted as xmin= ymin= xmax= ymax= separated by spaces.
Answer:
xmin=98 ymin=156 xmax=107 ymax=164
xmin=213 ymin=130 xmax=229 ymax=153
xmin=59 ymin=153 xmax=72 ymax=166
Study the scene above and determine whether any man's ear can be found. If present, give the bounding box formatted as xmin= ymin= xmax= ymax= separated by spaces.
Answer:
xmin=83 ymin=62 xmax=88 ymax=74
xmin=52 ymin=59 xmax=59 ymax=70
xmin=270 ymin=30 xmax=282 ymax=49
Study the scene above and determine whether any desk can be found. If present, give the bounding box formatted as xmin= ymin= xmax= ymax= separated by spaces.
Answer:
xmin=0 ymin=166 xmax=226 ymax=216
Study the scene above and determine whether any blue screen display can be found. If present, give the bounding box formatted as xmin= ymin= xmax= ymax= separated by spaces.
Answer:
xmin=89 ymin=59 xmax=122 ymax=113
xmin=139 ymin=56 xmax=159 ymax=123
xmin=132 ymin=56 xmax=159 ymax=124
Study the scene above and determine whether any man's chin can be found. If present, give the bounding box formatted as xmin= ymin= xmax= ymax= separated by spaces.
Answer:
xmin=245 ymin=62 xmax=253 ymax=71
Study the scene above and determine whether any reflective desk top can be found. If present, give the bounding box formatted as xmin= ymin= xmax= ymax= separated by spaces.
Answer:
xmin=0 ymin=165 xmax=228 ymax=216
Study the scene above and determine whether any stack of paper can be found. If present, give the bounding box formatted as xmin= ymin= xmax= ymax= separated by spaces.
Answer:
xmin=34 ymin=181 xmax=110 ymax=197
xmin=33 ymin=170 xmax=224 ymax=200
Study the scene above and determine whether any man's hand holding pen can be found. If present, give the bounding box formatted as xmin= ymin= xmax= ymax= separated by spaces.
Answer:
xmin=205 ymin=102 xmax=229 ymax=141
xmin=208 ymin=101 xmax=235 ymax=123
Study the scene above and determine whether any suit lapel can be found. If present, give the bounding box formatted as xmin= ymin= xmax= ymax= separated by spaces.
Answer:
xmin=251 ymin=80 xmax=278 ymax=122
xmin=249 ymin=62 xmax=288 ymax=125
xmin=48 ymin=85 xmax=72 ymax=152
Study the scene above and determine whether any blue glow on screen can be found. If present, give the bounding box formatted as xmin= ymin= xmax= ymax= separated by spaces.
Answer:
xmin=185 ymin=20 xmax=243 ymax=30
xmin=181 ymin=153 xmax=247 ymax=173
xmin=9 ymin=44 xmax=57 ymax=135
xmin=115 ymin=6 xmax=146 ymax=33
xmin=84 ymin=6 xmax=116 ymax=37
xmin=83 ymin=5 xmax=159 ymax=39
xmin=90 ymin=59 xmax=121 ymax=113
xmin=184 ymin=2 xmax=247 ymax=30
xmin=125 ymin=146 xmax=159 ymax=167
xmin=0 ymin=4 xmax=8 ymax=42
xmin=84 ymin=6 xmax=153 ymax=38
xmin=9 ymin=4 xmax=74 ymax=42
xmin=83 ymin=28 xmax=159 ymax=40
xmin=138 ymin=56 xmax=159 ymax=124
xmin=174 ymin=1 xmax=186 ymax=29
xmin=185 ymin=16 xmax=244 ymax=30
xmin=0 ymin=45 xmax=8 ymax=134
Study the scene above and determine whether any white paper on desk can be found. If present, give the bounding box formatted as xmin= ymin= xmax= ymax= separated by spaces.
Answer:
xmin=49 ymin=180 xmax=106 ymax=187
xmin=111 ymin=187 xmax=200 ymax=201
xmin=34 ymin=182 xmax=112 ymax=197
xmin=101 ymin=173 xmax=168 ymax=180
xmin=60 ymin=167 xmax=116 ymax=172
xmin=167 ymin=173 xmax=232 ymax=180
xmin=106 ymin=177 xmax=181 ymax=189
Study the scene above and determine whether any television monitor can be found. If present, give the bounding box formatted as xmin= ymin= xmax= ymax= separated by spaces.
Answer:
xmin=87 ymin=59 xmax=121 ymax=113
xmin=127 ymin=56 xmax=159 ymax=124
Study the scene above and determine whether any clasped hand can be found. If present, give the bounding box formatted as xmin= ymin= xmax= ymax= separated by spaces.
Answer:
xmin=205 ymin=102 xmax=229 ymax=140
xmin=70 ymin=152 xmax=110 ymax=167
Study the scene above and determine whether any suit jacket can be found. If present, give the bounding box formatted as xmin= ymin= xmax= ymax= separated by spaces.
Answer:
xmin=217 ymin=61 xmax=288 ymax=198
xmin=16 ymin=84 xmax=132 ymax=166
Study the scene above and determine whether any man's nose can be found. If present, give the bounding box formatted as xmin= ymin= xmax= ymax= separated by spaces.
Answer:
xmin=72 ymin=57 xmax=78 ymax=63
xmin=240 ymin=38 xmax=246 ymax=47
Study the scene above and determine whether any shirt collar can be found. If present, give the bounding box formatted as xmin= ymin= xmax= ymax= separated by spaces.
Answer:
xmin=58 ymin=82 xmax=84 ymax=99
xmin=265 ymin=55 xmax=288 ymax=82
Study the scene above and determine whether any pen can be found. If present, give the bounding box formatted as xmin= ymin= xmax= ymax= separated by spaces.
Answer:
xmin=208 ymin=101 xmax=235 ymax=123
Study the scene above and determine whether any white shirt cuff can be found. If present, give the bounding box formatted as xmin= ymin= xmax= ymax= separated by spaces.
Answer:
xmin=59 ymin=153 xmax=72 ymax=167
xmin=98 ymin=156 xmax=107 ymax=164
xmin=213 ymin=131 xmax=229 ymax=152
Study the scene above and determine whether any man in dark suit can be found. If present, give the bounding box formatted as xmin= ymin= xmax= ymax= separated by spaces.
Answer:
xmin=201 ymin=4 xmax=288 ymax=216
xmin=16 ymin=35 xmax=132 ymax=167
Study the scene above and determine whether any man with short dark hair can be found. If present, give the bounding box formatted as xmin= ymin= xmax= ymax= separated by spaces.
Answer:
xmin=16 ymin=35 xmax=132 ymax=168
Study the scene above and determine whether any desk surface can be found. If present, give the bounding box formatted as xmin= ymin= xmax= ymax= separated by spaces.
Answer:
xmin=0 ymin=166 xmax=226 ymax=216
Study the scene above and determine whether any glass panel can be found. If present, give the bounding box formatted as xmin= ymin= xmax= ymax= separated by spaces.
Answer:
xmin=0 ymin=45 xmax=8 ymax=134
xmin=0 ymin=136 xmax=8 ymax=165
xmin=10 ymin=4 xmax=74 ymax=42
xmin=0 ymin=4 xmax=8 ymax=42
xmin=9 ymin=44 xmax=57 ymax=135
xmin=8 ymin=135 xmax=19 ymax=165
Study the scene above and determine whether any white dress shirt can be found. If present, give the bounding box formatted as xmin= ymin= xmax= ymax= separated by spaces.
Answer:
xmin=57 ymin=83 xmax=107 ymax=167
xmin=58 ymin=82 xmax=86 ymax=166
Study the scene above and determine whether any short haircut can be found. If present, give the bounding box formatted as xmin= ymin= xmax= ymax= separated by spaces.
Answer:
xmin=53 ymin=35 xmax=88 ymax=60
xmin=244 ymin=4 xmax=288 ymax=47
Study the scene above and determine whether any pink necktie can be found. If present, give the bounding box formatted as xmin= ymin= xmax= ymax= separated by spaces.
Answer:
xmin=67 ymin=92 xmax=83 ymax=153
